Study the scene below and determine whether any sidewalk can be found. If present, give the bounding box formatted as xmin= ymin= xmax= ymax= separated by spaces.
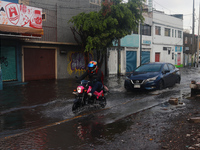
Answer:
xmin=158 ymin=96 xmax=200 ymax=150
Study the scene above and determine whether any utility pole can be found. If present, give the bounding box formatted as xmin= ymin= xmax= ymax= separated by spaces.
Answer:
xmin=192 ymin=0 xmax=195 ymax=67
xmin=140 ymin=6 xmax=143 ymax=66
xmin=197 ymin=2 xmax=200 ymax=67
xmin=117 ymin=39 xmax=120 ymax=76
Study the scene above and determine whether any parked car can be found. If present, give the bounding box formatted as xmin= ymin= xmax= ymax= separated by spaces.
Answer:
xmin=124 ymin=62 xmax=181 ymax=91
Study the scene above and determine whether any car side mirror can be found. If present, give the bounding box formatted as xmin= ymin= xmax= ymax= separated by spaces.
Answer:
xmin=163 ymin=70 xmax=170 ymax=74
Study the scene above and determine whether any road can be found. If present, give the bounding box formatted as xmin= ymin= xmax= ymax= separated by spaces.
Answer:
xmin=0 ymin=67 xmax=199 ymax=149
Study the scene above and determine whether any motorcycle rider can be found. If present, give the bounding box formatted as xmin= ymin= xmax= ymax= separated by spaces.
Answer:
xmin=77 ymin=61 xmax=103 ymax=97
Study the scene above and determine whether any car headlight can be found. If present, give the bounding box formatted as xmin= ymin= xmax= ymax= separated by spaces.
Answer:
xmin=146 ymin=76 xmax=158 ymax=82
xmin=77 ymin=87 xmax=82 ymax=93
xmin=125 ymin=76 xmax=134 ymax=84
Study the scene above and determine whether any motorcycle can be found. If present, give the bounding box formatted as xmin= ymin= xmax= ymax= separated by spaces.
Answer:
xmin=72 ymin=80 xmax=107 ymax=112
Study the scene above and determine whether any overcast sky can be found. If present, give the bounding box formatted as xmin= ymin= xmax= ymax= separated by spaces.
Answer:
xmin=149 ymin=0 xmax=199 ymax=34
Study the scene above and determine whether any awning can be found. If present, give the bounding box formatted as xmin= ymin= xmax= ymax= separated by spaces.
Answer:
xmin=0 ymin=24 xmax=43 ymax=36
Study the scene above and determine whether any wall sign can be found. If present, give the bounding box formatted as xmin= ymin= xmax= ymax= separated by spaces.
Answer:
xmin=143 ymin=40 xmax=151 ymax=45
xmin=0 ymin=0 xmax=42 ymax=29
xmin=175 ymin=46 xmax=182 ymax=52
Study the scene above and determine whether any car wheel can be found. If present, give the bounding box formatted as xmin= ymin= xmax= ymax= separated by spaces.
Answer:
xmin=176 ymin=77 xmax=181 ymax=84
xmin=125 ymin=87 xmax=131 ymax=92
xmin=158 ymin=80 xmax=164 ymax=90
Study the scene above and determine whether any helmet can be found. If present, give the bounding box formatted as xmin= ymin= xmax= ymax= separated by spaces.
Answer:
xmin=88 ymin=61 xmax=97 ymax=73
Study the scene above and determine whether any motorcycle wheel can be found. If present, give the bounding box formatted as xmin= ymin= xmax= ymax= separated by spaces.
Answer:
xmin=100 ymin=97 xmax=106 ymax=108
xmin=72 ymin=102 xmax=80 ymax=112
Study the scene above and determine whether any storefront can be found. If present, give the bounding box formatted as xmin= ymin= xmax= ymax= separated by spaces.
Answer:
xmin=175 ymin=46 xmax=183 ymax=67
xmin=0 ymin=1 xmax=43 ymax=89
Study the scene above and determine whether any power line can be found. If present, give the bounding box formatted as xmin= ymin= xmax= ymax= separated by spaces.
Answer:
xmin=153 ymin=0 xmax=193 ymax=16
xmin=153 ymin=0 xmax=177 ymax=14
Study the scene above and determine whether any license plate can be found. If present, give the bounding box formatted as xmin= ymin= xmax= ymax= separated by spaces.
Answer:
xmin=134 ymin=84 xmax=141 ymax=88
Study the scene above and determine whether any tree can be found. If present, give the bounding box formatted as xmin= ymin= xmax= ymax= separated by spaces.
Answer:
xmin=68 ymin=0 xmax=144 ymax=68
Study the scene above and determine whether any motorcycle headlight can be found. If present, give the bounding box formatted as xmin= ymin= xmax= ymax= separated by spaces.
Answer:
xmin=77 ymin=87 xmax=82 ymax=93
xmin=146 ymin=76 xmax=158 ymax=82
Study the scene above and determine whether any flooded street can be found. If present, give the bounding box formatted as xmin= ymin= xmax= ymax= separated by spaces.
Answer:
xmin=0 ymin=67 xmax=200 ymax=149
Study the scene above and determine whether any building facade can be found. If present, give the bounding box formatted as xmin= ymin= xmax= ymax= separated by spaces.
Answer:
xmin=183 ymin=32 xmax=198 ymax=67
xmin=107 ymin=9 xmax=183 ymax=75
xmin=108 ymin=6 xmax=153 ymax=75
xmin=152 ymin=11 xmax=183 ymax=67
xmin=0 ymin=0 xmax=102 ymax=89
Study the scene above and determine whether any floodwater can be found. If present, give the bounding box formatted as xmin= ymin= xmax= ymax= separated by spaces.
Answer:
xmin=0 ymin=67 xmax=199 ymax=149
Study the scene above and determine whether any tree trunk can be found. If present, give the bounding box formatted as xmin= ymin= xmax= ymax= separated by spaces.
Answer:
xmin=97 ymin=50 xmax=104 ymax=68
xmin=84 ymin=51 xmax=89 ymax=69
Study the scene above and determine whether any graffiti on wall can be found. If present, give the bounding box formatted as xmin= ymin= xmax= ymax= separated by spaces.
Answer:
xmin=0 ymin=57 xmax=8 ymax=67
xmin=67 ymin=52 xmax=93 ymax=75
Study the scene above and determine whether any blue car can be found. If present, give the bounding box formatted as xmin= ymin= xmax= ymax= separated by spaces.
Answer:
xmin=124 ymin=62 xmax=181 ymax=91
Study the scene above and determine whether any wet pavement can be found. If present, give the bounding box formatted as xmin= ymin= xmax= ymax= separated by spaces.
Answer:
xmin=0 ymin=67 xmax=200 ymax=149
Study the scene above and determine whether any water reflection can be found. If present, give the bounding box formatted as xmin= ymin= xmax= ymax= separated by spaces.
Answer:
xmin=75 ymin=117 xmax=105 ymax=141
xmin=0 ymin=79 xmax=76 ymax=137
xmin=0 ymin=129 xmax=48 ymax=150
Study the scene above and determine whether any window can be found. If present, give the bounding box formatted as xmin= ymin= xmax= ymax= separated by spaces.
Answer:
xmin=162 ymin=64 xmax=169 ymax=72
xmin=185 ymin=37 xmax=188 ymax=44
xmin=19 ymin=0 xmax=29 ymax=5
xmin=155 ymin=26 xmax=161 ymax=35
xmin=168 ymin=64 xmax=175 ymax=71
xmin=42 ymin=13 xmax=46 ymax=21
xmin=172 ymin=29 xmax=174 ymax=37
xmin=89 ymin=0 xmax=101 ymax=5
xmin=165 ymin=28 xmax=170 ymax=37
xmin=175 ymin=30 xmax=177 ymax=37
xmin=135 ymin=64 xmax=162 ymax=72
xmin=142 ymin=24 xmax=151 ymax=36
xmin=178 ymin=30 xmax=182 ymax=38
xmin=172 ymin=52 xmax=174 ymax=60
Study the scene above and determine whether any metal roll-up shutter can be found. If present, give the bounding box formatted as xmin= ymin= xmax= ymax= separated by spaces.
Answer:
xmin=24 ymin=48 xmax=55 ymax=81
xmin=126 ymin=51 xmax=137 ymax=73
xmin=141 ymin=51 xmax=150 ymax=65
xmin=1 ymin=46 xmax=17 ymax=81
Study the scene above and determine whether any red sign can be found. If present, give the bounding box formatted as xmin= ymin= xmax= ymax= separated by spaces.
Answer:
xmin=0 ymin=0 xmax=42 ymax=29
xmin=5 ymin=3 xmax=20 ymax=25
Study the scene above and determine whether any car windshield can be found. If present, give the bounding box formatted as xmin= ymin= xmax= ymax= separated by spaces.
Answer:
xmin=134 ymin=64 xmax=162 ymax=72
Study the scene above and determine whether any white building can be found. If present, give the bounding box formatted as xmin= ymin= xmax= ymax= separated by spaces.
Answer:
xmin=107 ymin=9 xmax=183 ymax=75
xmin=152 ymin=11 xmax=183 ymax=67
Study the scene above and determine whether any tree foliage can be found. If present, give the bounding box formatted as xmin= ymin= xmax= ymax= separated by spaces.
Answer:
xmin=68 ymin=0 xmax=144 ymax=67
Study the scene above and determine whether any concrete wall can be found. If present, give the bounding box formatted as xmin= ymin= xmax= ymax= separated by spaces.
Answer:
xmin=29 ymin=0 xmax=101 ymax=44
xmin=27 ymin=0 xmax=101 ymax=79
